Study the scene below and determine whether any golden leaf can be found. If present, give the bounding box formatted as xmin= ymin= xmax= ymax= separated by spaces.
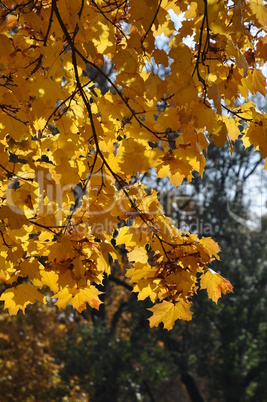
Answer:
xmin=200 ymin=269 xmax=233 ymax=304
xmin=0 ymin=284 xmax=46 ymax=315
xmin=148 ymin=300 xmax=193 ymax=330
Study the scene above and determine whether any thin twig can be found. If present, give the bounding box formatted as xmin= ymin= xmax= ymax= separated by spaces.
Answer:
xmin=141 ymin=0 xmax=163 ymax=51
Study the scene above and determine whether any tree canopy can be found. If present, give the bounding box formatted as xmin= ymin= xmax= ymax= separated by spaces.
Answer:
xmin=0 ymin=0 xmax=266 ymax=328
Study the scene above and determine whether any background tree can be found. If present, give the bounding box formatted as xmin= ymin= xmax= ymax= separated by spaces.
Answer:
xmin=186 ymin=143 xmax=267 ymax=402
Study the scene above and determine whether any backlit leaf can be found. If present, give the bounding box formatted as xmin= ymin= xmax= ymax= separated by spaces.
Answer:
xmin=200 ymin=269 xmax=233 ymax=304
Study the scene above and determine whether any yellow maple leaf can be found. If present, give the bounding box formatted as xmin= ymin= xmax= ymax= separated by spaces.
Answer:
xmin=222 ymin=116 xmax=241 ymax=142
xmin=200 ymin=269 xmax=233 ymax=304
xmin=133 ymin=278 xmax=161 ymax=302
xmin=126 ymin=262 xmax=157 ymax=283
xmin=198 ymin=237 xmax=221 ymax=260
xmin=33 ymin=117 xmax=47 ymax=132
xmin=54 ymin=286 xmax=102 ymax=312
xmin=40 ymin=270 xmax=59 ymax=293
xmin=115 ymin=226 xmax=135 ymax=247
xmin=54 ymin=288 xmax=73 ymax=309
xmin=0 ymin=206 xmax=28 ymax=230
xmin=19 ymin=259 xmax=42 ymax=281
xmin=148 ymin=300 xmax=193 ymax=330
xmin=128 ymin=247 xmax=148 ymax=264
xmin=48 ymin=235 xmax=75 ymax=262
xmin=0 ymin=284 xmax=46 ymax=315
xmin=72 ymin=287 xmax=102 ymax=312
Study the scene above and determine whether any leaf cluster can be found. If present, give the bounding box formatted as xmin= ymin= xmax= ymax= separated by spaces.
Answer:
xmin=0 ymin=0 xmax=266 ymax=328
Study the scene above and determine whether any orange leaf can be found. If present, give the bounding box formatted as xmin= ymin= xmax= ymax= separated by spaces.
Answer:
xmin=200 ymin=269 xmax=233 ymax=304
